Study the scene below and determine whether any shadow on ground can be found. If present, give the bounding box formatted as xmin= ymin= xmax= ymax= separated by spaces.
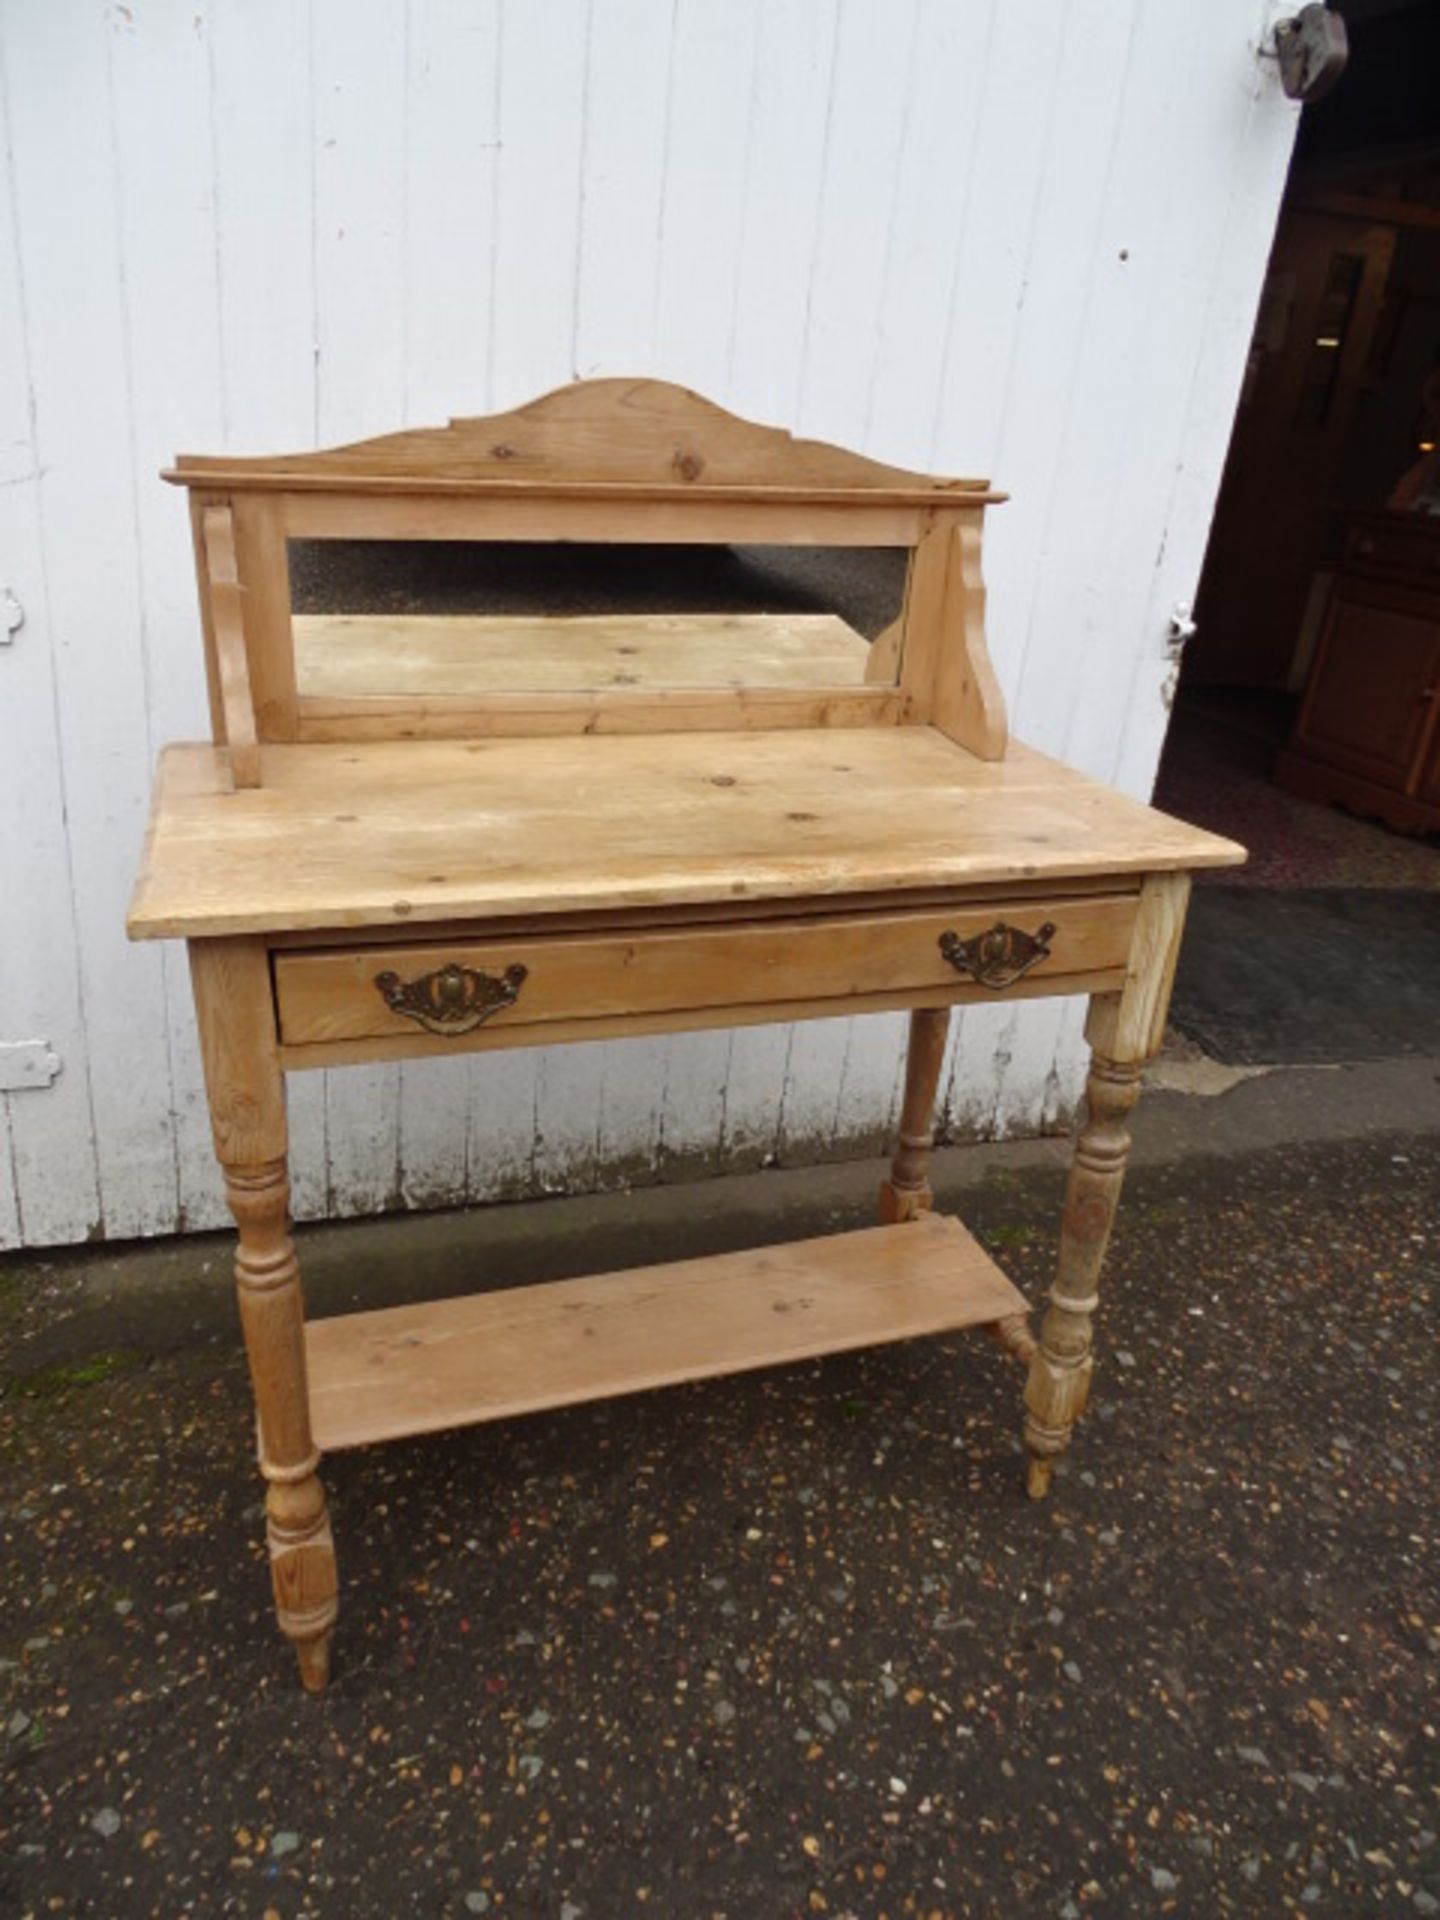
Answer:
xmin=2 ymin=1131 xmax=1437 ymax=1918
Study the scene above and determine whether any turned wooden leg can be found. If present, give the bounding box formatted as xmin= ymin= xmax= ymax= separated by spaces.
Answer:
xmin=1023 ymin=873 xmax=1191 ymax=1498
xmin=1023 ymin=1020 xmax=1139 ymax=1496
xmin=190 ymin=938 xmax=338 ymax=1690
xmin=879 ymin=1007 xmax=951 ymax=1223
xmin=224 ymin=1159 xmax=338 ymax=1688
xmin=988 ymin=1312 xmax=1038 ymax=1368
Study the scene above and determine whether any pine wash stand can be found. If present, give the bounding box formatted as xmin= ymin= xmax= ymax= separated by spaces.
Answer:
xmin=128 ymin=380 xmax=1243 ymax=1691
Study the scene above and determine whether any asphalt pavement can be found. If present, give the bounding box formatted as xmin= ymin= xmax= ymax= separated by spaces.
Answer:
xmin=3 ymin=1052 xmax=1438 ymax=1918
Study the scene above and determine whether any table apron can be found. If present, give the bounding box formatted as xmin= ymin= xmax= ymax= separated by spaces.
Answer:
xmin=271 ymin=892 xmax=1138 ymax=1069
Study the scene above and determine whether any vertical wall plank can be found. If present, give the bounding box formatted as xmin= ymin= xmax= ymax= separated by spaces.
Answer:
xmin=573 ymin=0 xmax=673 ymax=377
xmin=983 ymin=998 xmax=1069 ymax=1142
xmin=0 ymin=1106 xmax=20 ymax=1251
xmin=656 ymin=1031 xmax=731 ymax=1181
xmin=926 ymin=0 xmax=1070 ymax=478
xmin=721 ymin=1025 xmax=790 ymax=1174
xmin=795 ymin=0 xmax=918 ymax=446
xmin=863 ymin=0 xmax=994 ymax=465
xmin=1110 ymin=21 xmax=1301 ymax=798
xmin=650 ymin=0 xmax=762 ymax=387
xmin=727 ymin=0 xmax=839 ymax=420
xmin=532 ymin=1040 xmax=605 ymax=1195
xmin=489 ymin=0 xmax=588 ymax=404
xmin=395 ymin=1057 xmax=470 ymax=1211
xmin=595 ymin=1034 xmax=664 ymax=1190
xmin=981 ymin=0 xmax=1135 ymax=696
xmin=1006 ymin=0 xmax=1275 ymax=780
xmin=777 ymin=1015 xmax=853 ymax=1166
xmin=832 ymin=1010 xmax=908 ymax=1162
xmin=2 ymin=2 xmax=178 ymax=1239
xmin=106 ymin=0 xmax=233 ymax=1232
xmin=1064 ymin=3 xmax=1291 ymax=788
xmin=0 ymin=16 xmax=103 ymax=1247
xmin=466 ymin=1049 xmax=541 ymax=1204
xmin=1044 ymin=999 xmax=1091 ymax=1133
xmin=946 ymin=1002 xmax=1010 ymax=1141
xmin=402 ymin=0 xmax=504 ymax=420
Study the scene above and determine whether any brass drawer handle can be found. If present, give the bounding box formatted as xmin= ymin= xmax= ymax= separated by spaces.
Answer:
xmin=938 ymin=920 xmax=1056 ymax=989
xmin=375 ymin=961 xmax=528 ymax=1036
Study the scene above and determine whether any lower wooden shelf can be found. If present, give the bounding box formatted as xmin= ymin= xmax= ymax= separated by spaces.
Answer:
xmin=304 ymin=1211 xmax=1029 ymax=1452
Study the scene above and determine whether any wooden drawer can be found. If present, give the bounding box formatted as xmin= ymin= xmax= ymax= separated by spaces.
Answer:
xmin=1346 ymin=519 xmax=1440 ymax=584
xmin=273 ymin=894 xmax=1139 ymax=1047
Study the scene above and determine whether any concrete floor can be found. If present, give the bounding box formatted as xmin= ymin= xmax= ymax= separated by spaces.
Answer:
xmin=2 ymin=1058 xmax=1438 ymax=1917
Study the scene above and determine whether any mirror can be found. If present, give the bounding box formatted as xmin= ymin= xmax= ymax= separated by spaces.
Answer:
xmin=288 ymin=541 xmax=907 ymax=700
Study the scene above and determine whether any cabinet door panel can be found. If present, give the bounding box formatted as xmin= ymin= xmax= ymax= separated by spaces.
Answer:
xmin=1420 ymin=721 xmax=1440 ymax=806
xmin=1295 ymin=590 xmax=1440 ymax=786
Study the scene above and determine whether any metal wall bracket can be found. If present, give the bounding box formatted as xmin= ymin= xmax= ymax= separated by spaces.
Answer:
xmin=0 ymin=587 xmax=22 ymax=644
xmin=0 ymin=1040 xmax=61 ymax=1092
xmin=1273 ymin=5 xmax=1348 ymax=104
xmin=1167 ymin=603 xmax=1198 ymax=661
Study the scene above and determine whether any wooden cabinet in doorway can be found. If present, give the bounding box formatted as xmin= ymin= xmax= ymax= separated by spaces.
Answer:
xmin=1276 ymin=511 xmax=1440 ymax=832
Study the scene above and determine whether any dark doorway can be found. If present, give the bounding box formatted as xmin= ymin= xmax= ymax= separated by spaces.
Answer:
xmin=1156 ymin=0 xmax=1440 ymax=1065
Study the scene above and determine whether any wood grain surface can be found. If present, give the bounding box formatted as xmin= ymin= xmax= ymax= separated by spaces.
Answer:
xmin=294 ymin=610 xmax=873 ymax=696
xmin=129 ymin=729 xmax=1242 ymax=939
xmin=168 ymin=377 xmax=998 ymax=504
xmin=304 ymin=1209 xmax=1028 ymax=1451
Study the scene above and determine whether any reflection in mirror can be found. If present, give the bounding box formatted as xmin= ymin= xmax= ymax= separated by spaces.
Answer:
xmin=288 ymin=542 xmax=907 ymax=699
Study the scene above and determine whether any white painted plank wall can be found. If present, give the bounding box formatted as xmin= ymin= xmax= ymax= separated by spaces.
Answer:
xmin=0 ymin=0 xmax=1298 ymax=1248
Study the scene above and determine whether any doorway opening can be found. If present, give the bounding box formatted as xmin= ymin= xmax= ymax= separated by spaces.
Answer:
xmin=1154 ymin=0 xmax=1440 ymax=1069
xmin=1159 ymin=0 xmax=1440 ymax=879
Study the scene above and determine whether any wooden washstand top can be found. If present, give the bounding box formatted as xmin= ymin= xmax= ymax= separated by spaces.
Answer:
xmin=131 ymin=375 xmax=1241 ymax=940
xmin=129 ymin=728 xmax=1240 ymax=940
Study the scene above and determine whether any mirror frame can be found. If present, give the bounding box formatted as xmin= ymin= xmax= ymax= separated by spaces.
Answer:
xmin=165 ymin=378 xmax=1007 ymax=770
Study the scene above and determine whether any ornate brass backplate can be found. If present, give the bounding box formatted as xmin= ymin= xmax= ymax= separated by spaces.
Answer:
xmin=938 ymin=920 xmax=1056 ymax=990
xmin=374 ymin=961 xmax=528 ymax=1036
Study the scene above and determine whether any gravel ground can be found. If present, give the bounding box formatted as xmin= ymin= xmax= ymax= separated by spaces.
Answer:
xmin=1 ymin=1131 xmax=1437 ymax=1919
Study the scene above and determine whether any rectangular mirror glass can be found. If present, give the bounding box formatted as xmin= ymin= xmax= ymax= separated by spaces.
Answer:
xmin=288 ymin=540 xmax=907 ymax=699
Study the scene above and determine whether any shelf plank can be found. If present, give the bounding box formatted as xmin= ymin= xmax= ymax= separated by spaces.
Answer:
xmin=304 ymin=1211 xmax=1028 ymax=1452
xmin=293 ymin=611 xmax=871 ymax=697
